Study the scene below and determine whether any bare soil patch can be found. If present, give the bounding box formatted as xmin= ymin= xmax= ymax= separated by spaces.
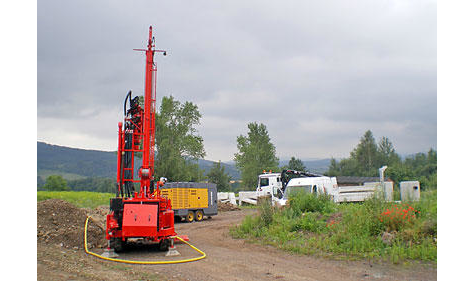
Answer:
xmin=218 ymin=201 xmax=241 ymax=211
xmin=37 ymin=200 xmax=436 ymax=280
xmin=37 ymin=199 xmax=107 ymax=249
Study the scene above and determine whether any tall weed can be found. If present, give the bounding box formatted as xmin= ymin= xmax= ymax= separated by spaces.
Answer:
xmin=231 ymin=190 xmax=437 ymax=262
xmin=288 ymin=191 xmax=337 ymax=215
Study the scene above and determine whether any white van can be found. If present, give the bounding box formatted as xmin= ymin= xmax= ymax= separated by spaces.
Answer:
xmin=277 ymin=176 xmax=338 ymax=206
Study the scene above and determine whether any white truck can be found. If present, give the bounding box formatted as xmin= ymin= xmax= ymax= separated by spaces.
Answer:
xmin=276 ymin=176 xmax=337 ymax=206
xmin=255 ymin=170 xmax=336 ymax=205
xmin=256 ymin=171 xmax=283 ymax=199
xmin=277 ymin=177 xmax=395 ymax=205
xmin=255 ymin=168 xmax=393 ymax=205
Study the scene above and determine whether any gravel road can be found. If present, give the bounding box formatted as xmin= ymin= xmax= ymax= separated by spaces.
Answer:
xmin=37 ymin=208 xmax=436 ymax=281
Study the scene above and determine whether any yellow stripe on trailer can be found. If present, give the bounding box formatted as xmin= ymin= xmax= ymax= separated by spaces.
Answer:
xmin=161 ymin=188 xmax=209 ymax=210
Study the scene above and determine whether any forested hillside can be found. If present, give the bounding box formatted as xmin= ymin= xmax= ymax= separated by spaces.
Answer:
xmin=37 ymin=142 xmax=241 ymax=191
xmin=38 ymin=142 xmax=117 ymax=179
xmin=38 ymin=142 xmax=240 ymax=179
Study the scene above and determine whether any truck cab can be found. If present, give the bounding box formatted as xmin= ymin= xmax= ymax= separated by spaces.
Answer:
xmin=256 ymin=172 xmax=283 ymax=199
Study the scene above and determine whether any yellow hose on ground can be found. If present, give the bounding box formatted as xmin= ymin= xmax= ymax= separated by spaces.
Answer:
xmin=84 ymin=216 xmax=206 ymax=264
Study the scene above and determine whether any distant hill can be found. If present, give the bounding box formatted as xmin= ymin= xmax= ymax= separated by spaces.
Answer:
xmin=37 ymin=142 xmax=240 ymax=180
xmin=279 ymin=158 xmax=333 ymax=174
xmin=37 ymin=142 xmax=332 ymax=182
xmin=197 ymin=159 xmax=240 ymax=180
xmin=38 ymin=142 xmax=118 ymax=180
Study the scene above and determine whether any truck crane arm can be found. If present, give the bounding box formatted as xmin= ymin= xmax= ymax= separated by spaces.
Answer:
xmin=280 ymin=169 xmax=323 ymax=191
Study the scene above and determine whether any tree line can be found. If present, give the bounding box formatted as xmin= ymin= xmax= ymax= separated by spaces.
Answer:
xmin=38 ymin=175 xmax=116 ymax=193
xmin=152 ymin=96 xmax=437 ymax=191
xmin=39 ymin=95 xmax=436 ymax=193
xmin=326 ymin=130 xmax=436 ymax=189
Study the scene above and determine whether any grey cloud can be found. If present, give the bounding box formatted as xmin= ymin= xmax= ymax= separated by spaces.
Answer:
xmin=38 ymin=0 xmax=436 ymax=161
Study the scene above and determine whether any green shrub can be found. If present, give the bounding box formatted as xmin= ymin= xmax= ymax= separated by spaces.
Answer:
xmin=43 ymin=175 xmax=70 ymax=191
xmin=258 ymin=199 xmax=275 ymax=227
xmin=230 ymin=214 xmax=261 ymax=238
xmin=291 ymin=212 xmax=327 ymax=233
xmin=288 ymin=191 xmax=337 ymax=215
xmin=231 ymin=190 xmax=437 ymax=263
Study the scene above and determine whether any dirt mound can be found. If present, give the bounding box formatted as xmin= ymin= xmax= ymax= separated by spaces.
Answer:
xmin=218 ymin=202 xmax=241 ymax=211
xmin=37 ymin=199 xmax=107 ymax=249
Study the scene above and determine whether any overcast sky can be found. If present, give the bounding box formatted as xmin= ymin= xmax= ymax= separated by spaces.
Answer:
xmin=37 ymin=0 xmax=436 ymax=162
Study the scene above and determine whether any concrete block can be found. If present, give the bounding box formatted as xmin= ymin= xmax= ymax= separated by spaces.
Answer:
xmin=400 ymin=181 xmax=420 ymax=202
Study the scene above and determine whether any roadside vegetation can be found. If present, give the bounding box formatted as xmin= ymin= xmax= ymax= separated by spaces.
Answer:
xmin=231 ymin=190 xmax=437 ymax=263
xmin=37 ymin=191 xmax=114 ymax=209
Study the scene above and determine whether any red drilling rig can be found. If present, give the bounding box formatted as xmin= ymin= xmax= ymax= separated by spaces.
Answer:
xmin=105 ymin=26 xmax=176 ymax=254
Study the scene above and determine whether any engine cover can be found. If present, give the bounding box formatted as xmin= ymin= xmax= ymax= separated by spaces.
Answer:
xmin=122 ymin=203 xmax=158 ymax=237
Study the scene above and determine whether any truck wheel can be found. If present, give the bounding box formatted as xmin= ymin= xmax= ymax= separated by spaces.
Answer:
xmin=186 ymin=211 xmax=194 ymax=223
xmin=111 ymin=238 xmax=125 ymax=252
xmin=195 ymin=210 xmax=204 ymax=222
xmin=158 ymin=239 xmax=170 ymax=251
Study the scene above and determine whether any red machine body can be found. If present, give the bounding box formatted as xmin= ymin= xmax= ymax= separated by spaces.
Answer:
xmin=106 ymin=26 xmax=175 ymax=251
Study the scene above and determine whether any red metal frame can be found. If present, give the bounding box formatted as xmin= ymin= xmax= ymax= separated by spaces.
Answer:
xmin=106 ymin=197 xmax=175 ymax=241
xmin=107 ymin=26 xmax=175 ymax=244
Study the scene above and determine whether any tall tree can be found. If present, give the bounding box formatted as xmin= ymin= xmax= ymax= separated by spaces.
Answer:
xmin=325 ymin=130 xmax=437 ymax=189
xmin=326 ymin=131 xmax=399 ymax=177
xmin=427 ymin=148 xmax=437 ymax=165
xmin=350 ymin=130 xmax=379 ymax=176
xmin=234 ymin=122 xmax=279 ymax=188
xmin=287 ymin=156 xmax=307 ymax=172
xmin=377 ymin=136 xmax=401 ymax=166
xmin=154 ymin=96 xmax=206 ymax=182
xmin=326 ymin=158 xmax=340 ymax=176
xmin=206 ymin=161 xmax=231 ymax=192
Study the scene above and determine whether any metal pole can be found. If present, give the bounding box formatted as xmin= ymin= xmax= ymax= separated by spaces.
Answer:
xmin=379 ymin=166 xmax=388 ymax=200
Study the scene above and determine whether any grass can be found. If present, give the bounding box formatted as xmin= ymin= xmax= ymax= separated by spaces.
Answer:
xmin=230 ymin=190 xmax=437 ymax=263
xmin=37 ymin=191 xmax=114 ymax=209
xmin=239 ymin=204 xmax=259 ymax=209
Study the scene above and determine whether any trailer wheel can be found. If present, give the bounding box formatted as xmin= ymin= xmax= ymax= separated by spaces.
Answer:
xmin=195 ymin=210 xmax=204 ymax=222
xmin=186 ymin=211 xmax=194 ymax=223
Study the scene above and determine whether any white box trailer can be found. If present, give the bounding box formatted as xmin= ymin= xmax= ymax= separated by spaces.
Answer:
xmin=336 ymin=182 xmax=393 ymax=203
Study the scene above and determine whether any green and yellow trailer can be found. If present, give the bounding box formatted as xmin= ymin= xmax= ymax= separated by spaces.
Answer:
xmin=159 ymin=182 xmax=218 ymax=222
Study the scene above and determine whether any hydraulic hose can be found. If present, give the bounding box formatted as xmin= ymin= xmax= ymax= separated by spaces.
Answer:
xmin=124 ymin=91 xmax=132 ymax=116
xmin=83 ymin=216 xmax=206 ymax=264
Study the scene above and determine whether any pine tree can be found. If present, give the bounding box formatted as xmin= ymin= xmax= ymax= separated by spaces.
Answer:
xmin=378 ymin=136 xmax=401 ymax=166
xmin=350 ymin=130 xmax=379 ymax=176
